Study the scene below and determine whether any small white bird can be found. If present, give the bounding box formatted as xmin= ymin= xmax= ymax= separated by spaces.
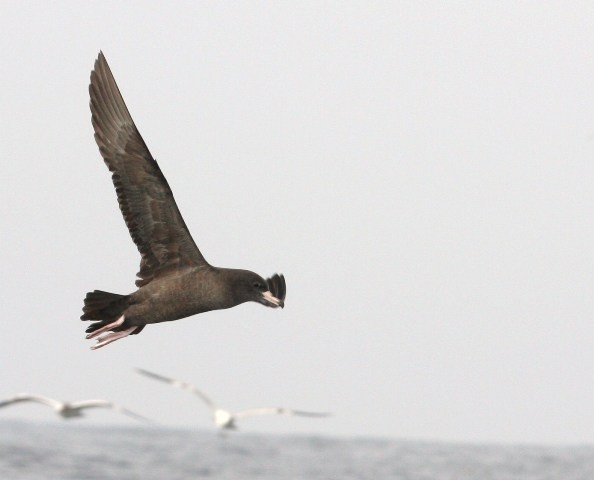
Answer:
xmin=0 ymin=393 xmax=148 ymax=421
xmin=136 ymin=368 xmax=330 ymax=431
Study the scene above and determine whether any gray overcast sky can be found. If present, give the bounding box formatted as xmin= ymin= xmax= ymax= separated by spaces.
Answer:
xmin=2 ymin=1 xmax=594 ymax=444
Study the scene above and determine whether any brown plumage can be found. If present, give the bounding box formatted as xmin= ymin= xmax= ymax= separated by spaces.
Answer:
xmin=81 ymin=52 xmax=286 ymax=349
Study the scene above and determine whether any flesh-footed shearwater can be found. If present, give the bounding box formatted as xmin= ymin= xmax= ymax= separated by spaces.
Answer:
xmin=81 ymin=52 xmax=286 ymax=349
xmin=136 ymin=368 xmax=330 ymax=431
xmin=0 ymin=394 xmax=148 ymax=421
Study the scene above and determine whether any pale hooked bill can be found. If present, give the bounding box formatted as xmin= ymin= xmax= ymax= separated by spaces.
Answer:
xmin=136 ymin=368 xmax=330 ymax=431
xmin=0 ymin=393 xmax=149 ymax=421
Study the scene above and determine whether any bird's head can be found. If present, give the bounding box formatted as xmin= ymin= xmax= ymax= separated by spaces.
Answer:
xmin=231 ymin=270 xmax=285 ymax=309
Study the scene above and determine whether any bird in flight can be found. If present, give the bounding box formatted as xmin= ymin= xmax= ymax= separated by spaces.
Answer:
xmin=81 ymin=52 xmax=286 ymax=349
xmin=0 ymin=393 xmax=148 ymax=421
xmin=136 ymin=368 xmax=330 ymax=431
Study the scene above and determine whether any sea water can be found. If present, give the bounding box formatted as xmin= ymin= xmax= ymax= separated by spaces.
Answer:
xmin=1 ymin=421 xmax=593 ymax=480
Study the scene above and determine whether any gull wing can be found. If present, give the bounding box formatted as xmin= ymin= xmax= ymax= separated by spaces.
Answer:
xmin=69 ymin=399 xmax=150 ymax=422
xmin=90 ymin=52 xmax=210 ymax=287
xmin=135 ymin=368 xmax=216 ymax=410
xmin=68 ymin=399 xmax=114 ymax=410
xmin=233 ymin=407 xmax=331 ymax=420
xmin=0 ymin=394 xmax=63 ymax=410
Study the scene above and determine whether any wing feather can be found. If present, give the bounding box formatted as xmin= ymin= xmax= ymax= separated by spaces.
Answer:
xmin=0 ymin=394 xmax=63 ymax=410
xmin=233 ymin=407 xmax=330 ymax=419
xmin=90 ymin=52 xmax=209 ymax=287
xmin=69 ymin=399 xmax=149 ymax=421
xmin=135 ymin=368 xmax=216 ymax=410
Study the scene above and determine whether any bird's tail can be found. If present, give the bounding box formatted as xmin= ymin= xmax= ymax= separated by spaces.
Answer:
xmin=80 ymin=290 xmax=130 ymax=334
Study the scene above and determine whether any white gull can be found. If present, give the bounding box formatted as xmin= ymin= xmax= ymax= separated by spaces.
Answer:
xmin=136 ymin=368 xmax=330 ymax=431
xmin=0 ymin=393 xmax=149 ymax=421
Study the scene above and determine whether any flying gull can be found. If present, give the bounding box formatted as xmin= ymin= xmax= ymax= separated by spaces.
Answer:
xmin=136 ymin=368 xmax=329 ymax=431
xmin=81 ymin=52 xmax=286 ymax=349
xmin=0 ymin=393 xmax=148 ymax=421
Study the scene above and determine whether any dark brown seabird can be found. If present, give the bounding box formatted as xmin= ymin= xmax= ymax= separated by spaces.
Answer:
xmin=81 ymin=52 xmax=286 ymax=350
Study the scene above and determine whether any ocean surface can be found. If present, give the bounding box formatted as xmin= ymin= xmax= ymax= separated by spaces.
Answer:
xmin=1 ymin=420 xmax=593 ymax=480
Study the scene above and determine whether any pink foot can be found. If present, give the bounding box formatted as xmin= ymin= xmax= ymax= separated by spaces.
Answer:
xmin=91 ymin=326 xmax=138 ymax=350
xmin=86 ymin=315 xmax=125 ymax=339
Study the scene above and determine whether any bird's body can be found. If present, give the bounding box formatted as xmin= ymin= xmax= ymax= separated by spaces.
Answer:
xmin=0 ymin=394 xmax=148 ymax=421
xmin=136 ymin=369 xmax=329 ymax=431
xmin=214 ymin=409 xmax=236 ymax=430
xmin=81 ymin=53 xmax=286 ymax=349
xmin=105 ymin=268 xmax=246 ymax=327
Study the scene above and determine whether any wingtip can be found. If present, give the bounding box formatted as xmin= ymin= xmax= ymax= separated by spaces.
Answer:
xmin=135 ymin=367 xmax=149 ymax=376
xmin=94 ymin=51 xmax=105 ymax=70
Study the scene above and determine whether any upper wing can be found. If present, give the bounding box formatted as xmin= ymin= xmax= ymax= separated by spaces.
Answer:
xmin=115 ymin=406 xmax=151 ymax=422
xmin=68 ymin=399 xmax=114 ymax=410
xmin=0 ymin=394 xmax=63 ymax=410
xmin=70 ymin=399 xmax=150 ymax=422
xmin=233 ymin=407 xmax=331 ymax=419
xmin=135 ymin=368 xmax=216 ymax=410
xmin=89 ymin=52 xmax=209 ymax=287
xmin=266 ymin=274 xmax=286 ymax=303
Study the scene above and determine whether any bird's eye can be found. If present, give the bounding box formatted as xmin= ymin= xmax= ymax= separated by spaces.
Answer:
xmin=253 ymin=282 xmax=261 ymax=289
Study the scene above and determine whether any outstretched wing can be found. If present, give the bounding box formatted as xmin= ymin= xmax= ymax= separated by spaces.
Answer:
xmin=135 ymin=368 xmax=216 ymax=410
xmin=233 ymin=407 xmax=331 ymax=419
xmin=89 ymin=52 xmax=209 ymax=287
xmin=68 ymin=399 xmax=114 ymax=410
xmin=266 ymin=274 xmax=286 ymax=303
xmin=69 ymin=399 xmax=150 ymax=422
xmin=0 ymin=394 xmax=63 ymax=410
